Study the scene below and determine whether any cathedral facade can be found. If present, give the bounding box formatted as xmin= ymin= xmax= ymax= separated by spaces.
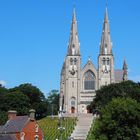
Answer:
xmin=60 ymin=8 xmax=128 ymax=114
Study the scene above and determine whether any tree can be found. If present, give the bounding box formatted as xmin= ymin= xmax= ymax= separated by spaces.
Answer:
xmin=33 ymin=101 xmax=48 ymax=119
xmin=92 ymin=98 xmax=140 ymax=140
xmin=9 ymin=83 xmax=48 ymax=118
xmin=47 ymin=90 xmax=59 ymax=115
xmin=0 ymin=111 xmax=7 ymax=125
xmin=0 ymin=92 xmax=30 ymax=115
xmin=90 ymin=80 xmax=140 ymax=109
xmin=9 ymin=83 xmax=46 ymax=104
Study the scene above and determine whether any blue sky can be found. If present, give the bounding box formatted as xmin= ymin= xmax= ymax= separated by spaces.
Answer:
xmin=0 ymin=0 xmax=140 ymax=96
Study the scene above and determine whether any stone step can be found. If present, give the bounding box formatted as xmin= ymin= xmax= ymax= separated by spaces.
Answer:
xmin=70 ymin=114 xmax=94 ymax=140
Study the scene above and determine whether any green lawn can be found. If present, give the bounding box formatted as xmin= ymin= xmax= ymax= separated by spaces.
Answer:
xmin=38 ymin=117 xmax=77 ymax=140
xmin=86 ymin=118 xmax=97 ymax=140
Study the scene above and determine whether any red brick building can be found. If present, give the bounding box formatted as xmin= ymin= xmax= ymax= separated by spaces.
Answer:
xmin=0 ymin=110 xmax=44 ymax=140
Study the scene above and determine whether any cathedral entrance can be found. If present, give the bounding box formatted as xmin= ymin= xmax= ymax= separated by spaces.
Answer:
xmin=71 ymin=107 xmax=75 ymax=113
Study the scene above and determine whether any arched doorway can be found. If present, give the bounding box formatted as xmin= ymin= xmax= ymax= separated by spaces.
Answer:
xmin=87 ymin=105 xmax=91 ymax=113
xmin=70 ymin=97 xmax=76 ymax=113
xmin=71 ymin=107 xmax=75 ymax=113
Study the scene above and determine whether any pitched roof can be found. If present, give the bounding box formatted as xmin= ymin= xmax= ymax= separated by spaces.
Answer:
xmin=0 ymin=116 xmax=29 ymax=134
xmin=0 ymin=134 xmax=17 ymax=140
xmin=115 ymin=70 xmax=123 ymax=83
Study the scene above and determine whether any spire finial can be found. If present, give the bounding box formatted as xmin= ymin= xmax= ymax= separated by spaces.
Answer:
xmin=88 ymin=56 xmax=91 ymax=61
xmin=104 ymin=6 xmax=108 ymax=22
xmin=72 ymin=7 xmax=76 ymax=23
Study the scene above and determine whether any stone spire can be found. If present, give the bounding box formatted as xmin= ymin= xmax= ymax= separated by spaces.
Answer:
xmin=100 ymin=7 xmax=112 ymax=55
xmin=123 ymin=59 xmax=128 ymax=81
xmin=67 ymin=8 xmax=80 ymax=56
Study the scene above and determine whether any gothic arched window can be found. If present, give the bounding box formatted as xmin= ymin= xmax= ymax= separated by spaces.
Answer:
xmin=70 ymin=58 xmax=73 ymax=65
xmin=107 ymin=58 xmax=110 ymax=65
xmin=74 ymin=58 xmax=77 ymax=65
xmin=84 ymin=71 xmax=95 ymax=90
xmin=71 ymin=97 xmax=76 ymax=107
xmin=102 ymin=58 xmax=105 ymax=65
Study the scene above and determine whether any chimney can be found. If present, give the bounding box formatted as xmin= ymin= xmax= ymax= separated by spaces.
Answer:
xmin=29 ymin=109 xmax=35 ymax=121
xmin=8 ymin=110 xmax=17 ymax=120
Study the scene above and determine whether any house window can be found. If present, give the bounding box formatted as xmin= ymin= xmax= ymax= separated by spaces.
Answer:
xmin=84 ymin=71 xmax=95 ymax=90
xmin=20 ymin=132 xmax=25 ymax=140
xmin=35 ymin=124 xmax=39 ymax=133
xmin=34 ymin=135 xmax=39 ymax=140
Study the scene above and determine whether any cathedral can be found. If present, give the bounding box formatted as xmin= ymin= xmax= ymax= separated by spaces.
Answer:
xmin=60 ymin=8 xmax=128 ymax=114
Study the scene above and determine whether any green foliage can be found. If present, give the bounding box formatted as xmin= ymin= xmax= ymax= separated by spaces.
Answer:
xmin=91 ymin=80 xmax=140 ymax=109
xmin=38 ymin=117 xmax=77 ymax=140
xmin=0 ymin=111 xmax=7 ymax=125
xmin=9 ymin=83 xmax=46 ymax=103
xmin=1 ymin=92 xmax=30 ymax=114
xmin=9 ymin=83 xmax=48 ymax=119
xmin=0 ymin=87 xmax=8 ymax=95
xmin=88 ymin=98 xmax=140 ymax=140
xmin=47 ymin=90 xmax=59 ymax=115
xmin=0 ymin=83 xmax=60 ymax=125
xmin=32 ymin=101 xmax=47 ymax=119
xmin=0 ymin=83 xmax=49 ymax=124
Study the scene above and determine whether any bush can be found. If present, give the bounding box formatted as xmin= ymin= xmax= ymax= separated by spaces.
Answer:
xmin=92 ymin=98 xmax=140 ymax=140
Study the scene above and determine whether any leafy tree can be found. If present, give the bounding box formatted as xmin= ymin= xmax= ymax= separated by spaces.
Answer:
xmin=33 ymin=101 xmax=48 ymax=119
xmin=47 ymin=90 xmax=59 ymax=115
xmin=9 ymin=83 xmax=45 ymax=104
xmin=90 ymin=80 xmax=140 ymax=109
xmin=9 ymin=83 xmax=48 ymax=118
xmin=0 ymin=92 xmax=30 ymax=115
xmin=92 ymin=98 xmax=140 ymax=140
xmin=0 ymin=87 xmax=8 ymax=95
xmin=0 ymin=111 xmax=7 ymax=125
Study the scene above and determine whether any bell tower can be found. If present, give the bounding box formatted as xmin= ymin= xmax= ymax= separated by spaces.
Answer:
xmin=61 ymin=9 xmax=81 ymax=113
xmin=98 ymin=7 xmax=115 ymax=88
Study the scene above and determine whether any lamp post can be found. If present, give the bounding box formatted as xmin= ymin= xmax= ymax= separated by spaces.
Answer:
xmin=57 ymin=106 xmax=65 ymax=140
xmin=51 ymin=104 xmax=54 ymax=118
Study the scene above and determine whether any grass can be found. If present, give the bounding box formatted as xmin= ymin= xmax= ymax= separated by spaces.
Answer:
xmin=86 ymin=118 xmax=97 ymax=140
xmin=38 ymin=117 xmax=77 ymax=140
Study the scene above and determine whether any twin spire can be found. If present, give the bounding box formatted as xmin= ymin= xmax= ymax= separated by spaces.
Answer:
xmin=100 ymin=7 xmax=112 ymax=55
xmin=68 ymin=7 xmax=112 ymax=56
xmin=67 ymin=9 xmax=80 ymax=56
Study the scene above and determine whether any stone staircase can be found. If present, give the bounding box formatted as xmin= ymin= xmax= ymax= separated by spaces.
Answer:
xmin=70 ymin=114 xmax=93 ymax=140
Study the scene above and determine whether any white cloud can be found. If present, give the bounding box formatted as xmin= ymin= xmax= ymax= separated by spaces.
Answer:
xmin=0 ymin=80 xmax=6 ymax=87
